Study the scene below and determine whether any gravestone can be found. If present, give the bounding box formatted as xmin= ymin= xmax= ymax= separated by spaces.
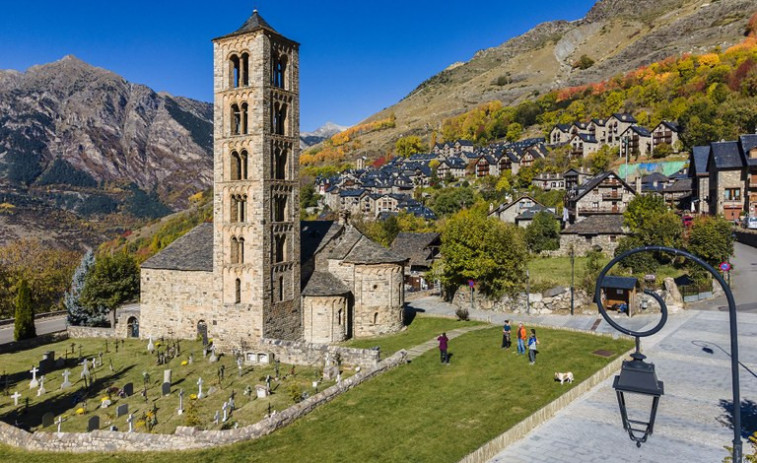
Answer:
xmin=162 ymin=382 xmax=171 ymax=396
xmin=147 ymin=336 xmax=155 ymax=353
xmin=60 ymin=369 xmax=72 ymax=389
xmin=29 ymin=366 xmax=39 ymax=389
xmin=116 ymin=403 xmax=129 ymax=418
xmin=11 ymin=391 xmax=21 ymax=406
xmin=39 ymin=351 xmax=55 ymax=375
xmin=87 ymin=415 xmax=100 ymax=432
xmin=123 ymin=382 xmax=134 ymax=397
xmin=163 ymin=369 xmax=172 ymax=385
xmin=41 ymin=412 xmax=54 ymax=428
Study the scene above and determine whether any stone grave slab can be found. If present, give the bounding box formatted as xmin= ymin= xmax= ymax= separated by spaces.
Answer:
xmin=162 ymin=382 xmax=171 ymax=396
xmin=87 ymin=416 xmax=100 ymax=432
xmin=123 ymin=382 xmax=133 ymax=397
xmin=116 ymin=404 xmax=128 ymax=418
xmin=41 ymin=412 xmax=54 ymax=428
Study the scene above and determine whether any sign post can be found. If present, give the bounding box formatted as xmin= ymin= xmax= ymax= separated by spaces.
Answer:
xmin=720 ymin=262 xmax=732 ymax=287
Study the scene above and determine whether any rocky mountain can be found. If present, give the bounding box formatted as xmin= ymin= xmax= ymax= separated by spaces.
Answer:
xmin=0 ymin=56 xmax=213 ymax=248
xmin=340 ymin=0 xmax=756 ymax=160
xmin=300 ymin=122 xmax=350 ymax=149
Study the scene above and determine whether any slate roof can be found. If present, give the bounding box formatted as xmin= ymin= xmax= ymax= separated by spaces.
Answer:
xmin=571 ymin=171 xmax=636 ymax=202
xmin=339 ymin=189 xmax=366 ymax=197
xmin=611 ymin=113 xmax=637 ymax=123
xmin=301 ymin=271 xmax=350 ymax=296
xmin=691 ymin=145 xmax=710 ymax=176
xmin=600 ymin=276 xmax=637 ymax=290
xmin=561 ymin=215 xmax=625 ymax=235
xmin=710 ymin=141 xmax=744 ymax=170
xmin=141 ymin=223 xmax=213 ymax=272
xmin=214 ymin=10 xmax=290 ymax=42
xmin=515 ymin=205 xmax=556 ymax=221
xmin=641 ymin=172 xmax=669 ymax=184
xmin=658 ymin=121 xmax=680 ymax=132
xmin=740 ymin=134 xmax=757 ymax=166
xmin=554 ymin=124 xmax=571 ymax=133
xmin=300 ymin=221 xmax=343 ymax=265
xmin=628 ymin=126 xmax=652 ymax=137
xmin=591 ymin=118 xmax=607 ymax=127
xmin=490 ymin=195 xmax=541 ymax=215
xmin=663 ymin=178 xmax=692 ymax=193
xmin=390 ymin=232 xmax=440 ymax=268
xmin=574 ymin=133 xmax=598 ymax=143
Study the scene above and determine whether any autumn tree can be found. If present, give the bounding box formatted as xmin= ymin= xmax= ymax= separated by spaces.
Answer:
xmin=395 ymin=136 xmax=427 ymax=157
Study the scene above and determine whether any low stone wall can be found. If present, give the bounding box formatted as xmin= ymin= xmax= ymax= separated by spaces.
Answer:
xmin=459 ymin=347 xmax=633 ymax=463
xmin=259 ymin=338 xmax=382 ymax=369
xmin=452 ymin=286 xmax=595 ymax=315
xmin=0 ymin=350 xmax=408 ymax=453
xmin=0 ymin=332 xmax=69 ymax=355
xmin=67 ymin=326 xmax=119 ymax=339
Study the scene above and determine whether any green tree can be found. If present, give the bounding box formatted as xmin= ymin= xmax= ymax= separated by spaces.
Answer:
xmin=80 ymin=252 xmax=139 ymax=323
xmin=439 ymin=210 xmax=528 ymax=298
xmin=574 ymin=55 xmax=595 ymax=70
xmin=686 ymin=216 xmax=733 ymax=268
xmin=652 ymin=143 xmax=674 ymax=159
xmin=582 ymin=249 xmax=604 ymax=296
xmin=14 ymin=279 xmax=35 ymax=341
xmin=586 ymin=146 xmax=611 ymax=174
xmin=300 ymin=182 xmax=321 ymax=209
xmin=430 ymin=187 xmax=477 ymax=217
xmin=395 ymin=136 xmax=427 ymax=158
xmin=505 ymin=122 xmax=523 ymax=142
xmin=525 ymin=212 xmax=561 ymax=253
xmin=623 ymin=194 xmax=668 ymax=231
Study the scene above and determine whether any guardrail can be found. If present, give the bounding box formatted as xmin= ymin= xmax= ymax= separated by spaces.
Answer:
xmin=0 ymin=311 xmax=66 ymax=327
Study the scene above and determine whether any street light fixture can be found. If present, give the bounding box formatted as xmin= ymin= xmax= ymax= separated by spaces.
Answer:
xmin=595 ymin=245 xmax=742 ymax=462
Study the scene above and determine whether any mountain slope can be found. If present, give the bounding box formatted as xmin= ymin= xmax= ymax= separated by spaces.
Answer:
xmin=344 ymin=0 xmax=756 ymax=159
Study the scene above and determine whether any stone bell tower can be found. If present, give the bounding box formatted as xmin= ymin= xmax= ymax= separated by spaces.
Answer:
xmin=211 ymin=10 xmax=301 ymax=347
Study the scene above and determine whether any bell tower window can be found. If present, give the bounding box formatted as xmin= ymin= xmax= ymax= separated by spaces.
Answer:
xmin=229 ymin=55 xmax=240 ymax=88
xmin=231 ymin=104 xmax=241 ymax=135
xmin=272 ymin=103 xmax=287 ymax=136
xmin=235 ymin=278 xmax=241 ymax=304
xmin=241 ymin=53 xmax=249 ymax=86
xmin=274 ymin=196 xmax=287 ymax=222
xmin=274 ymin=147 xmax=288 ymax=180
xmin=274 ymin=235 xmax=286 ymax=263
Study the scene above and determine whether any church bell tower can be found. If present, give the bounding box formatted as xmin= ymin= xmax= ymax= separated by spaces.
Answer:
xmin=211 ymin=10 xmax=301 ymax=345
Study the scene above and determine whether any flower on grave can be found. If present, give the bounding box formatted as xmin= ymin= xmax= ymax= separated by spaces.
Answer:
xmin=101 ymin=396 xmax=109 ymax=402
xmin=101 ymin=399 xmax=112 ymax=408
xmin=189 ymin=394 xmax=198 ymax=400
xmin=181 ymin=360 xmax=188 ymax=366
xmin=146 ymin=411 xmax=154 ymax=419
xmin=75 ymin=408 xmax=85 ymax=415
xmin=155 ymin=342 xmax=161 ymax=348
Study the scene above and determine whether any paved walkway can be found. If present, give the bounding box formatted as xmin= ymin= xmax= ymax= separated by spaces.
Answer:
xmin=407 ymin=297 xmax=757 ymax=463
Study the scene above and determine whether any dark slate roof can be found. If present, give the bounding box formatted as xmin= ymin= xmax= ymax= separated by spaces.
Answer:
xmin=515 ymin=205 xmax=556 ymax=221
xmin=691 ymin=145 xmax=710 ymax=176
xmin=612 ymin=113 xmax=637 ymax=123
xmin=554 ymin=124 xmax=571 ymax=132
xmin=490 ymin=195 xmax=540 ymax=215
xmin=711 ymin=141 xmax=745 ymax=170
xmin=561 ymin=215 xmax=625 ymax=235
xmin=390 ymin=232 xmax=440 ymax=267
xmin=575 ymin=133 xmax=598 ymax=143
xmin=214 ymin=10 xmax=291 ymax=42
xmin=301 ymin=271 xmax=350 ymax=296
xmin=572 ymin=171 xmax=636 ymax=202
xmin=663 ymin=178 xmax=692 ymax=193
xmin=141 ymin=223 xmax=213 ymax=272
xmin=628 ymin=126 xmax=652 ymax=137
xmin=591 ymin=118 xmax=607 ymax=126
xmin=740 ymin=134 xmax=757 ymax=166
xmin=572 ymin=122 xmax=589 ymax=130
xmin=327 ymin=227 xmax=363 ymax=260
xmin=300 ymin=221 xmax=343 ymax=265
xmin=600 ymin=276 xmax=637 ymax=290
xmin=339 ymin=188 xmax=366 ymax=197
xmin=658 ymin=121 xmax=680 ymax=132
xmin=641 ymin=172 xmax=669 ymax=184
xmin=343 ymin=236 xmax=408 ymax=264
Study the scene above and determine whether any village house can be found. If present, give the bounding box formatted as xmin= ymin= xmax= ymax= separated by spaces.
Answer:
xmin=564 ymin=171 xmax=637 ymax=223
xmin=489 ymin=195 xmax=544 ymax=224
xmin=564 ymin=167 xmax=592 ymax=191
xmin=531 ymin=172 xmax=565 ymax=191
xmin=588 ymin=118 xmax=608 ymax=143
xmin=569 ymin=133 xmax=600 ymax=158
xmin=705 ymin=138 xmax=752 ymax=221
xmin=549 ymin=124 xmax=572 ymax=144
xmin=559 ymin=214 xmax=628 ymax=256
xmin=652 ymin=121 xmax=681 ymax=152
xmin=432 ymin=139 xmax=475 ymax=157
xmin=619 ymin=125 xmax=653 ymax=158
xmin=605 ymin=113 xmax=638 ymax=146
xmin=390 ymin=232 xmax=442 ymax=292
xmin=690 ymin=145 xmax=711 ymax=214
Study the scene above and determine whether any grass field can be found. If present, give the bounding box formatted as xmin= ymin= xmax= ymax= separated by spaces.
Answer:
xmin=0 ymin=319 xmax=632 ymax=463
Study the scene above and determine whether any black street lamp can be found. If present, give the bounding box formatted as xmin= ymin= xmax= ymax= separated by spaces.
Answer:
xmin=595 ymin=245 xmax=743 ymax=462
xmin=570 ymin=245 xmax=575 ymax=316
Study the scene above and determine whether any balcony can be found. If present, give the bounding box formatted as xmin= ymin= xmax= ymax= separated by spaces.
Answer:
xmin=602 ymin=192 xmax=622 ymax=200
xmin=577 ymin=206 xmax=622 ymax=215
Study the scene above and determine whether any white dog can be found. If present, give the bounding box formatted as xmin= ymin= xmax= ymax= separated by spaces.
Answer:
xmin=554 ymin=372 xmax=574 ymax=385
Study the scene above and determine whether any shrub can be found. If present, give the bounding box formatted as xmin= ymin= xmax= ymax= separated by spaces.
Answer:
xmin=455 ymin=308 xmax=470 ymax=321
xmin=14 ymin=279 xmax=35 ymax=341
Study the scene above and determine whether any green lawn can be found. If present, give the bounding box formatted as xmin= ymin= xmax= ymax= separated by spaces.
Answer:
xmin=0 ymin=338 xmax=329 ymax=434
xmin=528 ymin=256 xmax=608 ymax=291
xmin=0 ymin=323 xmax=632 ymax=463
xmin=342 ymin=316 xmax=483 ymax=355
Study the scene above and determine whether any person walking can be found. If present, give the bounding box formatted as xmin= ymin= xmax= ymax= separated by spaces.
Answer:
xmin=502 ymin=320 xmax=511 ymax=349
xmin=437 ymin=332 xmax=449 ymax=364
xmin=516 ymin=323 xmax=527 ymax=355
xmin=527 ymin=329 xmax=539 ymax=365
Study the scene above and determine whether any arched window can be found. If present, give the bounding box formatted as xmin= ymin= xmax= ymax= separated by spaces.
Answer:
xmin=274 ymin=235 xmax=286 ymax=263
xmin=373 ymin=312 xmax=379 ymax=325
xmin=278 ymin=276 xmax=284 ymax=302
xmin=238 ymin=237 xmax=245 ymax=264
xmin=337 ymin=309 xmax=343 ymax=326
xmin=272 ymin=55 xmax=287 ymax=89
xmin=231 ymin=104 xmax=241 ymax=135
xmin=241 ymin=53 xmax=249 ymax=86
xmin=127 ymin=316 xmax=139 ymax=338
xmin=229 ymin=55 xmax=240 ymax=88
xmin=235 ymin=278 xmax=241 ymax=304
xmin=241 ymin=103 xmax=248 ymax=134
xmin=272 ymin=103 xmax=287 ymax=136
xmin=239 ymin=195 xmax=246 ymax=222
xmin=274 ymin=147 xmax=287 ymax=179
xmin=231 ymin=237 xmax=239 ymax=264
xmin=240 ymin=150 xmax=248 ymax=180
xmin=230 ymin=195 xmax=239 ymax=223
xmin=274 ymin=196 xmax=287 ymax=222
xmin=230 ymin=151 xmax=241 ymax=180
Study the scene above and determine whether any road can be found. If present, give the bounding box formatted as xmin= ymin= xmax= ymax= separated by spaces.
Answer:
xmin=690 ymin=241 xmax=757 ymax=313
xmin=0 ymin=316 xmax=66 ymax=345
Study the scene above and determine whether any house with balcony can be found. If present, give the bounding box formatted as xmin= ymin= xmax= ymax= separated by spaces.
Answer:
xmin=605 ymin=113 xmax=637 ymax=146
xmin=549 ymin=124 xmax=572 ymax=145
xmin=564 ymin=167 xmax=592 ymax=191
xmin=569 ymin=133 xmax=600 ymax=159
xmin=619 ymin=125 xmax=653 ymax=158
xmin=588 ymin=118 xmax=608 ymax=143
xmin=652 ymin=121 xmax=681 ymax=152
xmin=564 ymin=171 xmax=637 ymax=223
xmin=532 ymin=172 xmax=565 ymax=191
xmin=706 ymin=141 xmax=749 ymax=221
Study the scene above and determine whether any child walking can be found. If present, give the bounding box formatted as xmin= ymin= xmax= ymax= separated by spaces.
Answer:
xmin=527 ymin=329 xmax=539 ymax=365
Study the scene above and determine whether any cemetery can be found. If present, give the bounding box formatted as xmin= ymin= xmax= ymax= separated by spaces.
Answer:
xmin=0 ymin=336 xmax=341 ymax=435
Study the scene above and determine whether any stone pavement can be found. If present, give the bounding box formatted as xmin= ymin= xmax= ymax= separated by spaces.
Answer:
xmin=407 ymin=297 xmax=757 ymax=463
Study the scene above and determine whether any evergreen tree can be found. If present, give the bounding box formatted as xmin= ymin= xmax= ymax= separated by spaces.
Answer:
xmin=80 ymin=252 xmax=139 ymax=326
xmin=14 ymin=279 xmax=35 ymax=341
xmin=65 ymin=250 xmax=102 ymax=326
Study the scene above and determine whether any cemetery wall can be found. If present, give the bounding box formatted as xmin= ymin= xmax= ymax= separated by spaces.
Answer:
xmin=258 ymin=338 xmax=381 ymax=369
xmin=0 ymin=332 xmax=69 ymax=355
xmin=67 ymin=326 xmax=119 ymax=339
xmin=0 ymin=350 xmax=408 ymax=452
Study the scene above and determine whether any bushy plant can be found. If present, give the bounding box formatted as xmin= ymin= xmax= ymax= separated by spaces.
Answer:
xmin=14 ymin=279 xmax=35 ymax=341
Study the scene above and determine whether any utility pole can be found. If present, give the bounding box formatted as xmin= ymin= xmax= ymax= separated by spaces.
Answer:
xmin=570 ymin=245 xmax=575 ymax=316
xmin=526 ymin=269 xmax=531 ymax=315
xmin=624 ymin=136 xmax=629 ymax=182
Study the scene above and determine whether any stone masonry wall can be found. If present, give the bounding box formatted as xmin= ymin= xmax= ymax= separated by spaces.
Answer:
xmin=555 ymin=233 xmax=620 ymax=257
xmin=353 ymin=263 xmax=404 ymax=338
xmin=302 ymin=295 xmax=349 ymax=343
xmin=0 ymin=351 xmax=405 ymax=453
xmin=67 ymin=326 xmax=119 ymax=339
xmin=258 ymin=338 xmax=381 ymax=369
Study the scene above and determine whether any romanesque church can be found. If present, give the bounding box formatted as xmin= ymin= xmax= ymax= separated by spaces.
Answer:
xmin=138 ymin=11 xmax=407 ymax=351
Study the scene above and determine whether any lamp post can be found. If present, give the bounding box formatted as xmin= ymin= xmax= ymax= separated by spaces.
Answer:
xmin=570 ymin=245 xmax=575 ymax=316
xmin=526 ymin=269 xmax=530 ymax=315
xmin=595 ymin=245 xmax=742 ymax=462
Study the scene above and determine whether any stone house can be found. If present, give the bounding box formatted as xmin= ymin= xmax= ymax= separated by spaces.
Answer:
xmin=436 ymin=156 xmax=467 ymax=179
xmin=514 ymin=204 xmax=558 ymax=228
xmin=140 ymin=11 xmax=407 ymax=351
xmin=564 ymin=167 xmax=591 ymax=191
xmin=474 ymin=154 xmax=499 ymax=178
xmin=531 ymin=172 xmax=565 ymax=191
xmin=559 ymin=214 xmax=628 ymax=256
xmin=605 ymin=113 xmax=638 ymax=146
xmin=706 ymin=140 xmax=749 ymax=221
xmin=489 ymin=195 xmax=543 ymax=224
xmin=619 ymin=125 xmax=653 ymax=158
xmin=662 ymin=177 xmax=692 ymax=210
xmin=652 ymin=121 xmax=681 ymax=152
xmin=690 ymin=145 xmax=711 ymax=214
xmin=498 ymin=150 xmax=520 ymax=175
xmin=588 ymin=118 xmax=608 ymax=143
xmin=390 ymin=232 xmax=441 ymax=291
xmin=564 ymin=171 xmax=636 ymax=223
xmin=549 ymin=124 xmax=572 ymax=144
xmin=569 ymin=133 xmax=600 ymax=159
xmin=570 ymin=122 xmax=591 ymax=136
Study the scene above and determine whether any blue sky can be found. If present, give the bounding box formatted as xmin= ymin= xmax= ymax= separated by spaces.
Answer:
xmin=0 ymin=1 xmax=596 ymax=132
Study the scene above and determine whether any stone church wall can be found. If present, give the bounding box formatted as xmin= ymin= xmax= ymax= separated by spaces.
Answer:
xmin=302 ymin=295 xmax=349 ymax=343
xmin=352 ymin=264 xmax=404 ymax=337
